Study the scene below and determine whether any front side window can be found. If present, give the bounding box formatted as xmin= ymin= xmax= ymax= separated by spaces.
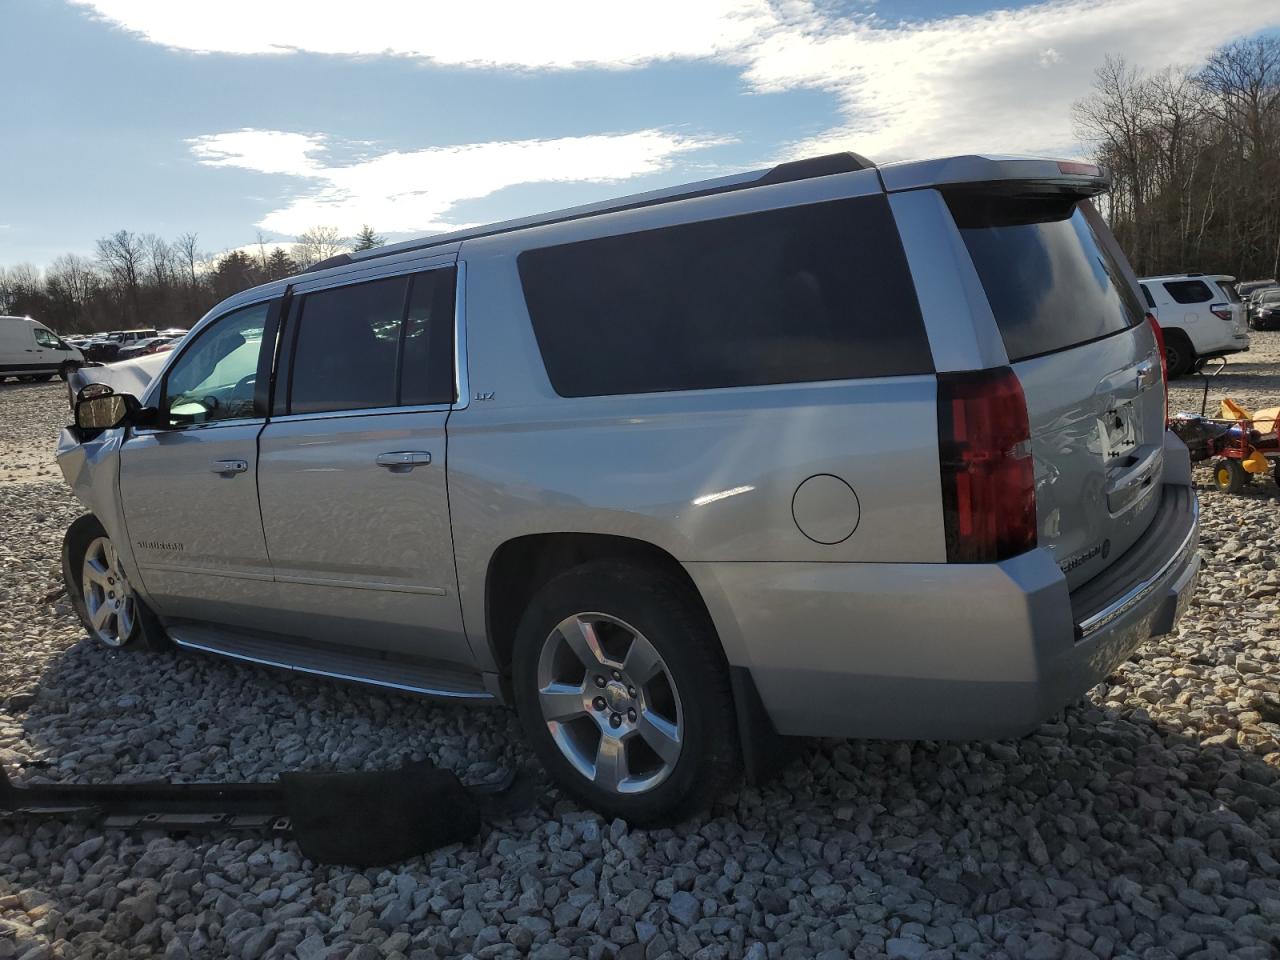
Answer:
xmin=33 ymin=327 xmax=61 ymax=348
xmin=286 ymin=268 xmax=456 ymax=415
xmin=1163 ymin=280 xmax=1212 ymax=304
xmin=163 ymin=302 xmax=270 ymax=426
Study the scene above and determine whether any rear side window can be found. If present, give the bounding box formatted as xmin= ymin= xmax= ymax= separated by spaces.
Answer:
xmin=286 ymin=268 xmax=456 ymax=415
xmin=948 ymin=194 xmax=1143 ymax=362
xmin=1163 ymin=280 xmax=1212 ymax=304
xmin=518 ymin=195 xmax=931 ymax=397
xmin=1139 ymin=284 xmax=1155 ymax=309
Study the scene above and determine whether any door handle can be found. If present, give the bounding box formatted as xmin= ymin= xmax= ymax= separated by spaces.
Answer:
xmin=211 ymin=459 xmax=248 ymax=475
xmin=376 ymin=451 xmax=432 ymax=469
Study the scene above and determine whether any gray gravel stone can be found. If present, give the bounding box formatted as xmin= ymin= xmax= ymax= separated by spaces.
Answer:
xmin=4 ymin=346 xmax=1280 ymax=957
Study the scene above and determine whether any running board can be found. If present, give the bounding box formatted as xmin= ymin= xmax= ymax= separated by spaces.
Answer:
xmin=167 ymin=624 xmax=493 ymax=701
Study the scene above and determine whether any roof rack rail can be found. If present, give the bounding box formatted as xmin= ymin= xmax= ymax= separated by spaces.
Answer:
xmin=299 ymin=152 xmax=875 ymax=275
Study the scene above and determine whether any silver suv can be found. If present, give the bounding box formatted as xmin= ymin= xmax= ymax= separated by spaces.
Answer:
xmin=58 ymin=153 xmax=1200 ymax=822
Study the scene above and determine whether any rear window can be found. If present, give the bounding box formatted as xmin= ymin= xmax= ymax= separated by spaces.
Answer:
xmin=948 ymin=194 xmax=1143 ymax=362
xmin=518 ymin=195 xmax=932 ymax=397
xmin=1217 ymin=281 xmax=1240 ymax=304
xmin=1163 ymin=280 xmax=1213 ymax=304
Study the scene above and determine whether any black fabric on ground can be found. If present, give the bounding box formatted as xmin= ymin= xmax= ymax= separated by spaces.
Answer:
xmin=281 ymin=760 xmax=480 ymax=866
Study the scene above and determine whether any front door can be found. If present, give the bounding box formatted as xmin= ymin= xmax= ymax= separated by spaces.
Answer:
xmin=255 ymin=264 xmax=470 ymax=665
xmin=119 ymin=300 xmax=277 ymax=627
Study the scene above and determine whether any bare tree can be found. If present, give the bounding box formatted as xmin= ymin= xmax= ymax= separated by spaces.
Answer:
xmin=293 ymin=226 xmax=348 ymax=268
xmin=95 ymin=230 xmax=147 ymax=324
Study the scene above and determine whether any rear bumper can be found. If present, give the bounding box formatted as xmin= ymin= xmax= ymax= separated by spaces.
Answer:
xmin=687 ymin=481 xmax=1199 ymax=741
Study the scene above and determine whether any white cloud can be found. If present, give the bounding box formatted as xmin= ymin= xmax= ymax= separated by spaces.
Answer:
xmin=76 ymin=0 xmax=1280 ymax=167
xmin=69 ymin=0 xmax=774 ymax=68
xmin=742 ymin=0 xmax=1280 ymax=161
xmin=189 ymin=129 xmax=727 ymax=236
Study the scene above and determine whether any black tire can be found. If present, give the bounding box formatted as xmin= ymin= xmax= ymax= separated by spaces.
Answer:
xmin=62 ymin=514 xmax=170 ymax=651
xmin=512 ymin=560 xmax=738 ymax=824
xmin=1163 ymin=330 xmax=1195 ymax=379
xmin=1212 ymin=458 xmax=1249 ymax=495
xmin=58 ymin=362 xmax=79 ymax=382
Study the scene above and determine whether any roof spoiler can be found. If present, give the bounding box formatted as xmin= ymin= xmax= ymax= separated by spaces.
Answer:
xmin=879 ymin=156 xmax=1111 ymax=196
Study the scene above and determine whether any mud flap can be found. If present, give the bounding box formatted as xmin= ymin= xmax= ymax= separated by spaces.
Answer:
xmin=730 ymin=666 xmax=795 ymax=785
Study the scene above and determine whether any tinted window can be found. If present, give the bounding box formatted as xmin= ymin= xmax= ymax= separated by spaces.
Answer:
xmin=1139 ymin=284 xmax=1155 ymax=309
xmin=287 ymin=270 xmax=456 ymax=414
xmin=399 ymin=269 xmax=457 ymax=406
xmin=518 ymin=195 xmax=931 ymax=397
xmin=164 ymin=302 xmax=269 ymax=426
xmin=949 ymin=194 xmax=1143 ymax=362
xmin=289 ymin=276 xmax=409 ymax=414
xmin=1163 ymin=280 xmax=1212 ymax=304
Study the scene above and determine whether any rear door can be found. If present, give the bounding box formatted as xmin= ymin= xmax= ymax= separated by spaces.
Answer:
xmin=946 ymin=191 xmax=1165 ymax=588
xmin=255 ymin=261 xmax=471 ymax=665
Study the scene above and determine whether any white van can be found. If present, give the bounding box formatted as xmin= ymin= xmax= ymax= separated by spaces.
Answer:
xmin=0 ymin=315 xmax=85 ymax=382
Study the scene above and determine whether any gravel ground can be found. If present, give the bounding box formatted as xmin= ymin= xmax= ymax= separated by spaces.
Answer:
xmin=3 ymin=338 xmax=1280 ymax=960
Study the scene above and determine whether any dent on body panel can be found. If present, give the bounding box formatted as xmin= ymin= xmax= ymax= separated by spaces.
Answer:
xmin=55 ymin=427 xmax=141 ymax=582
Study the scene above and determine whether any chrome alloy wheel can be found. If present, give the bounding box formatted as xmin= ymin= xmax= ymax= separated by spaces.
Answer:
xmin=536 ymin=612 xmax=684 ymax=794
xmin=81 ymin=535 xmax=135 ymax=647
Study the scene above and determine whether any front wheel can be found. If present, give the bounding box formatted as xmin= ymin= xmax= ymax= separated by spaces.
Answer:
xmin=512 ymin=561 xmax=738 ymax=824
xmin=1213 ymin=458 xmax=1249 ymax=494
xmin=63 ymin=514 xmax=169 ymax=650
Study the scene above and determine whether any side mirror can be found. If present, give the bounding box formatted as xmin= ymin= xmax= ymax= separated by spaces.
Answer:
xmin=74 ymin=392 xmax=140 ymax=432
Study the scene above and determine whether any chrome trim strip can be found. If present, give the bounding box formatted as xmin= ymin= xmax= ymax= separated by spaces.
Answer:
xmin=453 ymin=260 xmax=469 ymax=411
xmin=171 ymin=636 xmax=494 ymax=700
xmin=139 ymin=563 xmax=275 ymax=582
xmin=1076 ymin=494 xmax=1199 ymax=638
xmin=274 ymin=573 xmax=447 ymax=596
xmin=267 ymin=403 xmax=451 ymax=425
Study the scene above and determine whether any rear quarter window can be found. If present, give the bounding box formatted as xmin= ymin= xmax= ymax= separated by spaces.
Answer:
xmin=518 ymin=195 xmax=932 ymax=397
xmin=1163 ymin=280 xmax=1213 ymax=304
xmin=947 ymin=194 xmax=1144 ymax=362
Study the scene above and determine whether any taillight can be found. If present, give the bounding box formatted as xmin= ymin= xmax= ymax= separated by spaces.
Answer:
xmin=1210 ymin=303 xmax=1232 ymax=321
xmin=1146 ymin=312 xmax=1168 ymax=424
xmin=937 ymin=367 xmax=1036 ymax=563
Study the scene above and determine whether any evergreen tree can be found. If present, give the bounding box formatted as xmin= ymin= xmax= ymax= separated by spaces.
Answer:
xmin=265 ymin=247 xmax=298 ymax=280
xmin=352 ymin=225 xmax=385 ymax=251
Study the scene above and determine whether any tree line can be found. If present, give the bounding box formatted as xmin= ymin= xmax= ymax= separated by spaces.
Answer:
xmin=1074 ymin=36 xmax=1280 ymax=281
xmin=0 ymin=225 xmax=384 ymax=334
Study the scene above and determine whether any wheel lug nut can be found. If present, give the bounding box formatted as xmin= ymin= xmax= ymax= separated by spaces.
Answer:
xmin=609 ymin=713 xmax=621 ymax=728
xmin=627 ymin=709 xmax=637 ymax=722
xmin=594 ymin=675 xmax=606 ymax=688
xmin=612 ymin=670 xmax=622 ymax=681
xmin=593 ymin=697 xmax=606 ymax=711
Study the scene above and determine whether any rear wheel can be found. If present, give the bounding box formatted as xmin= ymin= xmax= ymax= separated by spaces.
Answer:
xmin=63 ymin=514 xmax=170 ymax=651
xmin=1163 ymin=330 xmax=1194 ymax=379
xmin=512 ymin=561 xmax=738 ymax=824
xmin=1213 ymin=458 xmax=1249 ymax=494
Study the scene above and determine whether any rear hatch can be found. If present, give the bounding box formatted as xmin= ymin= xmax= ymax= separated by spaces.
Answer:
xmin=1212 ymin=277 xmax=1248 ymax=336
xmin=946 ymin=189 xmax=1165 ymax=589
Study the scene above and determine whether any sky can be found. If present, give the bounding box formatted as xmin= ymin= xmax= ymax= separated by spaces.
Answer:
xmin=3 ymin=0 xmax=1278 ymax=268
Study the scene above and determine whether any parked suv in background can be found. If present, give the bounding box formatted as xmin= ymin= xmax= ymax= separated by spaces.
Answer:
xmin=57 ymin=154 xmax=1199 ymax=822
xmin=1138 ymin=274 xmax=1249 ymax=377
